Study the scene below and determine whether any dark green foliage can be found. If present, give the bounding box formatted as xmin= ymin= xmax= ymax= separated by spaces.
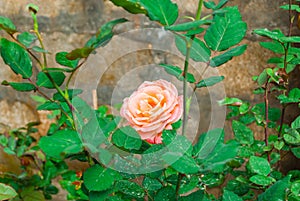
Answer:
xmin=1 ymin=1 xmax=299 ymax=201
xmin=0 ymin=38 xmax=32 ymax=78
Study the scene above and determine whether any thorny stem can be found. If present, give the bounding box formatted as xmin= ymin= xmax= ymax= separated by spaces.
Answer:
xmin=288 ymin=0 xmax=293 ymax=37
xmin=175 ymin=173 xmax=184 ymax=200
xmin=182 ymin=0 xmax=203 ymax=137
xmin=30 ymin=11 xmax=47 ymax=68
xmin=278 ymin=106 xmax=286 ymax=136
xmin=27 ymin=78 xmax=51 ymax=100
xmin=177 ymin=0 xmax=203 ymax=200
xmin=264 ymin=82 xmax=271 ymax=162
xmin=182 ymin=42 xmax=192 ymax=137
xmin=278 ymin=0 xmax=293 ymax=136
xmin=29 ymin=10 xmax=75 ymax=127
xmin=65 ymin=58 xmax=87 ymax=93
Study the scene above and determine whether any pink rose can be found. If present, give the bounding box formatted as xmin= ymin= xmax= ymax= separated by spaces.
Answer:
xmin=120 ymin=79 xmax=183 ymax=144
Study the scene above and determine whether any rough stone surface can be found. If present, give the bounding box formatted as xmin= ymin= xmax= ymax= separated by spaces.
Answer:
xmin=0 ymin=0 xmax=299 ymax=200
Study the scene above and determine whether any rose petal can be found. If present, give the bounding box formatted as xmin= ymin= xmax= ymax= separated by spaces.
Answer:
xmin=120 ymin=80 xmax=183 ymax=143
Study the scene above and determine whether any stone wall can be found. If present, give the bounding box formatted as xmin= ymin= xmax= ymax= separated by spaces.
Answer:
xmin=1 ymin=0 xmax=297 ymax=134
xmin=0 ymin=0 xmax=299 ymax=200
xmin=0 ymin=0 xmax=299 ymax=153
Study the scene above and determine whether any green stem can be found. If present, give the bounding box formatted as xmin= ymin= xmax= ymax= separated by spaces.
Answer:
xmin=195 ymin=0 xmax=204 ymax=20
xmin=182 ymin=41 xmax=192 ymax=136
xmin=29 ymin=10 xmax=75 ymax=127
xmin=30 ymin=12 xmax=47 ymax=68
xmin=175 ymin=173 xmax=184 ymax=200
xmin=278 ymin=0 xmax=293 ymax=136
xmin=181 ymin=0 xmax=203 ymax=136
xmin=65 ymin=58 xmax=87 ymax=93
xmin=27 ymin=78 xmax=52 ymax=100
xmin=177 ymin=1 xmax=204 ymax=199
xmin=264 ymin=82 xmax=271 ymax=163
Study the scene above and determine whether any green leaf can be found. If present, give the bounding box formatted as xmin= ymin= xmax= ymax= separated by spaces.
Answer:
xmin=267 ymin=57 xmax=283 ymax=64
xmin=204 ymin=1 xmax=216 ymax=9
xmin=0 ymin=183 xmax=17 ymax=200
xmin=274 ymin=141 xmax=284 ymax=150
xmin=193 ymin=128 xmax=224 ymax=159
xmin=0 ymin=38 xmax=32 ymax=78
xmin=89 ymin=189 xmax=113 ymax=201
xmin=115 ymin=180 xmax=145 ymax=198
xmin=39 ymin=129 xmax=83 ymax=159
xmin=162 ymin=152 xmax=199 ymax=174
xmin=143 ymin=177 xmax=163 ymax=192
xmin=278 ymin=88 xmax=300 ymax=104
xmin=2 ymin=81 xmax=36 ymax=92
xmin=249 ymin=156 xmax=271 ymax=176
xmin=37 ymin=101 xmax=61 ymax=111
xmin=112 ymin=126 xmax=142 ymax=150
xmin=0 ymin=135 xmax=8 ymax=146
xmin=259 ymin=41 xmax=285 ymax=54
xmin=17 ymin=32 xmax=37 ymax=48
xmin=36 ymin=72 xmax=66 ymax=88
xmin=281 ymin=36 xmax=300 ymax=43
xmin=232 ymin=120 xmax=254 ymax=145
xmin=215 ymin=0 xmax=229 ymax=9
xmin=218 ymin=97 xmax=243 ymax=106
xmin=258 ymin=175 xmax=291 ymax=201
xmin=225 ymin=179 xmax=250 ymax=197
xmin=253 ymin=29 xmax=285 ymax=42
xmin=239 ymin=102 xmax=250 ymax=114
xmin=83 ymin=164 xmax=120 ymax=191
xmin=154 ymin=186 xmax=176 ymax=201
xmin=179 ymin=176 xmax=200 ymax=195
xmin=291 ymin=180 xmax=300 ymax=197
xmin=196 ymin=76 xmax=225 ymax=88
xmin=162 ymin=129 xmax=176 ymax=145
xmin=53 ymin=89 xmax=83 ymax=101
xmin=0 ymin=16 xmax=17 ymax=34
xmin=249 ymin=175 xmax=275 ymax=186
xmin=287 ymin=62 xmax=298 ymax=73
xmin=139 ymin=0 xmax=178 ymax=26
xmin=199 ymin=140 xmax=239 ymax=173
xmin=291 ymin=147 xmax=300 ymax=158
xmin=210 ymin=45 xmax=247 ymax=67
xmin=204 ymin=7 xmax=247 ymax=51
xmin=257 ymin=69 xmax=268 ymax=86
xmin=280 ymin=4 xmax=300 ymax=12
xmin=283 ymin=131 xmax=300 ymax=145
xmin=175 ymin=36 xmax=211 ymax=62
xmin=222 ymin=189 xmax=243 ymax=201
xmin=165 ymin=19 xmax=212 ymax=32
xmin=160 ymin=64 xmax=195 ymax=83
xmin=66 ymin=47 xmax=94 ymax=60
xmin=109 ymin=0 xmax=147 ymax=14
xmin=255 ymin=30 xmax=300 ymax=43
xmin=166 ymin=135 xmax=193 ymax=156
xmin=266 ymin=68 xmax=280 ymax=84
xmin=55 ymin=52 xmax=79 ymax=68
xmin=72 ymin=97 xmax=108 ymax=150
xmin=85 ymin=18 xmax=128 ymax=49
xmin=21 ymin=188 xmax=45 ymax=201
xmin=292 ymin=116 xmax=300 ymax=129
xmin=185 ymin=27 xmax=205 ymax=36
xmin=32 ymin=46 xmax=48 ymax=53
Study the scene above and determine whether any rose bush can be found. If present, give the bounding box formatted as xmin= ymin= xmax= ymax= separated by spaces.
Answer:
xmin=120 ymin=79 xmax=183 ymax=144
